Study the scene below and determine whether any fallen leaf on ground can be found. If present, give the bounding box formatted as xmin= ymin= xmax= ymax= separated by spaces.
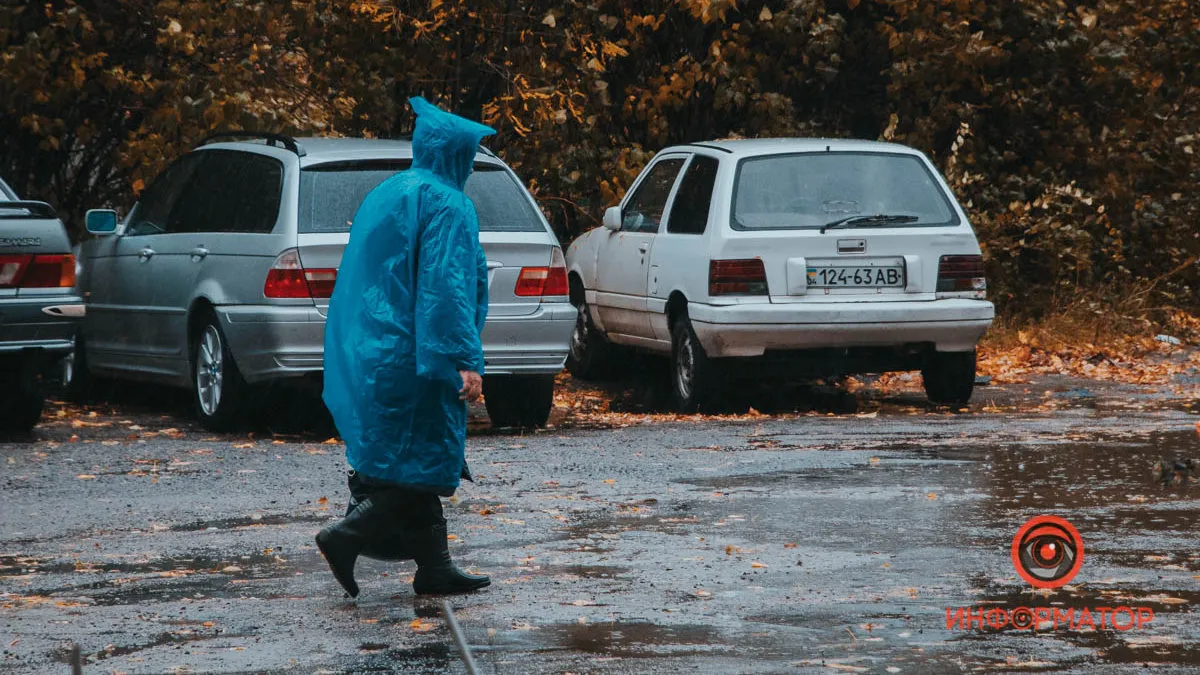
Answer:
xmin=751 ymin=561 xmax=767 ymax=568
xmin=76 ymin=474 xmax=96 ymax=480
xmin=409 ymin=618 xmax=436 ymax=632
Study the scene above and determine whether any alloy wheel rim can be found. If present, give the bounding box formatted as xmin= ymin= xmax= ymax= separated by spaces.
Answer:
xmin=569 ymin=305 xmax=589 ymax=361
xmin=675 ymin=334 xmax=694 ymax=399
xmin=61 ymin=349 xmax=75 ymax=388
xmin=196 ymin=325 xmax=224 ymax=416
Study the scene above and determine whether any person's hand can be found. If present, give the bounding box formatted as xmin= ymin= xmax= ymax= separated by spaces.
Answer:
xmin=458 ymin=370 xmax=483 ymax=402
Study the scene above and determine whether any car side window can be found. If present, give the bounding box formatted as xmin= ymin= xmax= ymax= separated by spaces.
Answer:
xmin=124 ymin=154 xmax=205 ymax=236
xmin=622 ymin=158 xmax=686 ymax=234
xmin=168 ymin=151 xmax=283 ymax=234
xmin=666 ymin=156 xmax=719 ymax=235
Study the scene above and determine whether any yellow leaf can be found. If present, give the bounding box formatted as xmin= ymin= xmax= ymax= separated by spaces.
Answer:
xmin=232 ymin=442 xmax=254 ymax=449
xmin=751 ymin=561 xmax=767 ymax=568
xmin=542 ymin=12 xmax=556 ymax=28
xmin=926 ymin=492 xmax=937 ymax=500
xmin=409 ymin=618 xmax=436 ymax=632
xmin=603 ymin=479 xmax=615 ymax=484
xmin=76 ymin=474 xmax=96 ymax=480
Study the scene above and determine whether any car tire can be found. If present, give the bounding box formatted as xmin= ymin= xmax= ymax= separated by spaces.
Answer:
xmin=0 ymin=362 xmax=44 ymax=429
xmin=922 ymin=350 xmax=976 ymax=406
xmin=61 ymin=336 xmax=92 ymax=400
xmin=670 ymin=313 xmax=718 ymax=413
xmin=566 ymin=297 xmax=615 ymax=380
xmin=0 ymin=369 xmax=44 ymax=433
xmin=483 ymin=375 xmax=555 ymax=429
xmin=192 ymin=312 xmax=250 ymax=431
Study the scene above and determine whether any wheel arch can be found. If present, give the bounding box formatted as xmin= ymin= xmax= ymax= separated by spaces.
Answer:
xmin=666 ymin=291 xmax=689 ymax=328
xmin=186 ymin=297 xmax=218 ymax=365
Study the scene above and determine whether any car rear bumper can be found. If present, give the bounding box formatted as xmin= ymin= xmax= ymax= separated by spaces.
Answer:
xmin=482 ymin=302 xmax=575 ymax=375
xmin=217 ymin=301 xmax=575 ymax=384
xmin=0 ymin=295 xmax=82 ymax=358
xmin=687 ymin=298 xmax=994 ymax=357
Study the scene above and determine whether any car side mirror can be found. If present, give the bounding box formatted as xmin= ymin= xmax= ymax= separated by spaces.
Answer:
xmin=85 ymin=209 xmax=118 ymax=235
xmin=603 ymin=206 xmax=621 ymax=231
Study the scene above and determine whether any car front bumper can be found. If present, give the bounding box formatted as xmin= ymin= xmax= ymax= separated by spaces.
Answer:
xmin=687 ymin=298 xmax=995 ymax=358
xmin=217 ymin=301 xmax=575 ymax=384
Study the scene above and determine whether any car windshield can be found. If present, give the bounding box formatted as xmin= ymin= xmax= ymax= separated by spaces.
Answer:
xmin=298 ymin=161 xmax=545 ymax=234
xmin=730 ymin=152 xmax=959 ymax=230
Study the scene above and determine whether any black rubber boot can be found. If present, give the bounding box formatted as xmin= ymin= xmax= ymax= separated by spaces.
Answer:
xmin=315 ymin=495 xmax=391 ymax=598
xmin=411 ymin=520 xmax=491 ymax=595
xmin=346 ymin=493 xmax=413 ymax=562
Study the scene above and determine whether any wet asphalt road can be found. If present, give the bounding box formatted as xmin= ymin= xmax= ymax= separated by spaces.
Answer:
xmin=2 ymin=378 xmax=1199 ymax=674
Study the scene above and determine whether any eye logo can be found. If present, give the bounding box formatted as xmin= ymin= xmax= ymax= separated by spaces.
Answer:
xmin=1011 ymin=516 xmax=1084 ymax=589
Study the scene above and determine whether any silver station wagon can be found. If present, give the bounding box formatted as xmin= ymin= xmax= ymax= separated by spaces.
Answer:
xmin=77 ymin=134 xmax=574 ymax=430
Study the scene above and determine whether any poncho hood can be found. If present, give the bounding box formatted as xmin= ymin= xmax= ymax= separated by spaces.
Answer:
xmin=409 ymin=96 xmax=497 ymax=191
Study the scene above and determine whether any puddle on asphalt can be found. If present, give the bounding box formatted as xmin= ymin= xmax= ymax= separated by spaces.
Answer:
xmin=976 ymin=429 xmax=1199 ymax=513
xmin=539 ymin=564 xmax=629 ymax=580
xmin=170 ymin=513 xmax=330 ymax=532
xmin=549 ymin=621 xmax=726 ymax=658
xmin=9 ymin=549 xmax=323 ymax=606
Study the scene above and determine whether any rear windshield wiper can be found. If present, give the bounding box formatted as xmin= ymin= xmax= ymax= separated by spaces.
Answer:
xmin=820 ymin=214 xmax=918 ymax=234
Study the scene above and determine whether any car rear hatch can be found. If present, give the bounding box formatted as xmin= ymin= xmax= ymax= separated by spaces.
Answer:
xmin=294 ymin=158 xmax=560 ymax=317
xmin=717 ymin=150 xmax=982 ymax=304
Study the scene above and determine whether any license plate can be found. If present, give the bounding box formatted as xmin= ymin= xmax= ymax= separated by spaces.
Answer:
xmin=807 ymin=264 xmax=904 ymax=288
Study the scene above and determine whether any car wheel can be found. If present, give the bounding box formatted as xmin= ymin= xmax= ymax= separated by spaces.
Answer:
xmin=483 ymin=375 xmax=555 ymax=429
xmin=565 ymin=298 xmax=615 ymax=380
xmin=670 ymin=313 xmax=717 ymax=413
xmin=921 ymin=350 xmax=976 ymax=406
xmin=192 ymin=312 xmax=249 ymax=431
xmin=61 ymin=336 xmax=92 ymax=400
xmin=0 ymin=370 xmax=44 ymax=433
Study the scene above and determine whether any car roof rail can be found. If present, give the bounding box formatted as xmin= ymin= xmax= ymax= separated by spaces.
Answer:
xmin=198 ymin=131 xmax=306 ymax=157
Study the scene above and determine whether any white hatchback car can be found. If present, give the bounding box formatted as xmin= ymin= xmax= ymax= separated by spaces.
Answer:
xmin=565 ymin=138 xmax=994 ymax=411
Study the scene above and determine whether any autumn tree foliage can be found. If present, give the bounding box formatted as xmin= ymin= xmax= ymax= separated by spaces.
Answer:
xmin=2 ymin=0 xmax=1197 ymax=317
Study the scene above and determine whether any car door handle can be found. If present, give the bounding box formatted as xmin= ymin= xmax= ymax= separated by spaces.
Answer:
xmin=137 ymin=247 xmax=155 ymax=262
xmin=486 ymin=260 xmax=503 ymax=270
xmin=190 ymin=246 xmax=209 ymax=261
xmin=638 ymin=242 xmax=650 ymax=253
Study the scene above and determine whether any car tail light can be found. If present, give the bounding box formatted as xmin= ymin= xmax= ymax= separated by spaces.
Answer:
xmin=514 ymin=247 xmax=569 ymax=297
xmin=264 ymin=249 xmax=337 ymax=299
xmin=709 ymin=259 xmax=768 ymax=296
xmin=936 ymin=255 xmax=987 ymax=293
xmin=0 ymin=254 xmax=75 ymax=288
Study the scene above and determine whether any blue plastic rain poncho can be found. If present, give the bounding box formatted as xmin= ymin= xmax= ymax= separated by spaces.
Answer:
xmin=322 ymin=97 xmax=496 ymax=496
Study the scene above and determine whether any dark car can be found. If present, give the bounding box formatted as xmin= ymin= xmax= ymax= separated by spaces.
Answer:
xmin=0 ymin=178 xmax=83 ymax=432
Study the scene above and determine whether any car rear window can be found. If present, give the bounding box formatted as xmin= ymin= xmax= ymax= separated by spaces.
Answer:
xmin=731 ymin=152 xmax=959 ymax=230
xmin=299 ymin=160 xmax=546 ymax=234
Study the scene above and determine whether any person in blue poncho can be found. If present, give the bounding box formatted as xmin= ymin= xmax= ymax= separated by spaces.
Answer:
xmin=316 ymin=97 xmax=494 ymax=598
